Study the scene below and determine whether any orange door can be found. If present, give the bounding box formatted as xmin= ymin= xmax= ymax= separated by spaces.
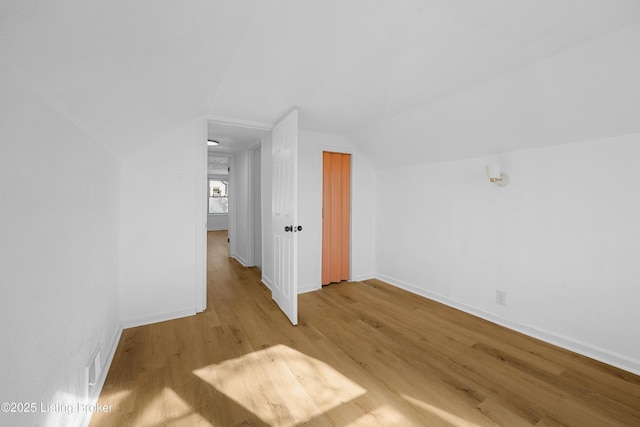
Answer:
xmin=322 ymin=152 xmax=351 ymax=285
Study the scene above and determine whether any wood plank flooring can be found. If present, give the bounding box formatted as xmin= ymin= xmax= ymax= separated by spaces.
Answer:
xmin=91 ymin=230 xmax=640 ymax=426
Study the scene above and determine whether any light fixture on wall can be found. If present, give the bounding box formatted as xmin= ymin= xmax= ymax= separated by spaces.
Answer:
xmin=207 ymin=139 xmax=220 ymax=146
xmin=485 ymin=163 xmax=509 ymax=187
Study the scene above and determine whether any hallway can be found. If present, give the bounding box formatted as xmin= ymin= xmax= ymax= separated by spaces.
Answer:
xmin=91 ymin=231 xmax=640 ymax=426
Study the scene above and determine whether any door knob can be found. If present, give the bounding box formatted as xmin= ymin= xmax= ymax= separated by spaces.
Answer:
xmin=295 ymin=226 xmax=303 ymax=232
xmin=284 ymin=225 xmax=293 ymax=232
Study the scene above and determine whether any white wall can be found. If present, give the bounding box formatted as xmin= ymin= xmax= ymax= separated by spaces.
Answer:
xmin=262 ymin=129 xmax=376 ymax=292
xmin=261 ymin=134 xmax=274 ymax=288
xmin=119 ymin=119 xmax=204 ymax=327
xmin=375 ymin=134 xmax=640 ymax=374
xmin=295 ymin=130 xmax=376 ymax=292
xmin=252 ymin=145 xmax=263 ymax=270
xmin=0 ymin=74 xmax=121 ymax=427
xmin=230 ymin=151 xmax=251 ymax=266
xmin=207 ymin=213 xmax=228 ymax=231
xmin=228 ymin=146 xmax=262 ymax=268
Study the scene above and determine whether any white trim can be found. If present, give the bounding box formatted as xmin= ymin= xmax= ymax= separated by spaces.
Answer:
xmin=121 ymin=307 xmax=196 ymax=329
xmin=78 ymin=324 xmax=123 ymax=427
xmin=352 ymin=274 xmax=375 ymax=282
xmin=377 ymin=273 xmax=640 ymax=376
xmin=231 ymin=253 xmax=250 ymax=267
xmin=250 ymin=143 xmax=262 ymax=270
xmin=205 ymin=115 xmax=273 ymax=131
xmin=249 ymin=140 xmax=262 ymax=151
xmin=207 ymin=225 xmax=228 ymax=232
xmin=262 ymin=275 xmax=273 ymax=291
xmin=228 ymin=153 xmax=236 ymax=259
xmin=195 ymin=118 xmax=208 ymax=313
xmin=298 ymin=282 xmax=320 ymax=294
xmin=245 ymin=148 xmax=255 ymax=267
xmin=260 ymin=136 xmax=270 ymax=294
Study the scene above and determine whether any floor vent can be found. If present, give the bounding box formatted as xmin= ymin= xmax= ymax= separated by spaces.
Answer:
xmin=87 ymin=349 xmax=102 ymax=395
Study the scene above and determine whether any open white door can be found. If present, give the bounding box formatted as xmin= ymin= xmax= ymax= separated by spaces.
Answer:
xmin=271 ymin=109 xmax=299 ymax=325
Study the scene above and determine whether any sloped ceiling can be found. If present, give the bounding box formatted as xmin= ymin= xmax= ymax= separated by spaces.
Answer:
xmin=1 ymin=0 xmax=257 ymax=158
xmin=3 ymin=1 xmax=640 ymax=165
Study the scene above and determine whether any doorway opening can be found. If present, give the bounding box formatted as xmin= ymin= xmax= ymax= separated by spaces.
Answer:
xmin=207 ymin=155 xmax=231 ymax=236
xmin=205 ymin=119 xmax=269 ymax=271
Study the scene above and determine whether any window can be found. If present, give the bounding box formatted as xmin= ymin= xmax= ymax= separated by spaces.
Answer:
xmin=209 ymin=179 xmax=229 ymax=214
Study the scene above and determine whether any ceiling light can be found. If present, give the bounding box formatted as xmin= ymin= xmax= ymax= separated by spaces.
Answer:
xmin=207 ymin=139 xmax=220 ymax=146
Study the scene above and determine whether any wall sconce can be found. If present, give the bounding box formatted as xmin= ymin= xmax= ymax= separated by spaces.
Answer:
xmin=485 ymin=163 xmax=509 ymax=187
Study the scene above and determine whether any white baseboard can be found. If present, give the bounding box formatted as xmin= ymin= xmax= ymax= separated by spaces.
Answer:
xmin=77 ymin=323 xmax=123 ymax=427
xmin=79 ymin=306 xmax=199 ymax=426
xmin=377 ymin=273 xmax=640 ymax=376
xmin=353 ymin=274 xmax=375 ymax=282
xmin=262 ymin=274 xmax=273 ymax=290
xmin=121 ymin=307 xmax=196 ymax=329
xmin=231 ymin=253 xmax=251 ymax=267
xmin=298 ymin=282 xmax=320 ymax=294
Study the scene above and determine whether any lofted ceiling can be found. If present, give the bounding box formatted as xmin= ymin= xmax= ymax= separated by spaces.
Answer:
xmin=3 ymin=1 xmax=640 ymax=166
xmin=209 ymin=1 xmax=640 ymax=132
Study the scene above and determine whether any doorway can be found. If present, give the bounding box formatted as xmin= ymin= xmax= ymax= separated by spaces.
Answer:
xmin=207 ymin=155 xmax=231 ymax=233
xmin=206 ymin=120 xmax=269 ymax=266
xmin=322 ymin=151 xmax=351 ymax=285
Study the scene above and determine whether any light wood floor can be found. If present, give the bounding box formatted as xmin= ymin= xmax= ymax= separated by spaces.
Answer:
xmin=91 ymin=230 xmax=640 ymax=426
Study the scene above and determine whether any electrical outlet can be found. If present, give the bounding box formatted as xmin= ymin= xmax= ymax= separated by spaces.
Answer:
xmin=496 ymin=290 xmax=507 ymax=305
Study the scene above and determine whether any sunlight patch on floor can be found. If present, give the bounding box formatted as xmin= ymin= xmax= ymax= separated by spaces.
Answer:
xmin=403 ymin=394 xmax=482 ymax=427
xmin=132 ymin=387 xmax=210 ymax=427
xmin=90 ymin=388 xmax=132 ymax=425
xmin=96 ymin=388 xmax=131 ymax=408
xmin=193 ymin=344 xmax=366 ymax=426
xmin=159 ymin=387 xmax=210 ymax=426
xmin=343 ymin=403 xmax=413 ymax=426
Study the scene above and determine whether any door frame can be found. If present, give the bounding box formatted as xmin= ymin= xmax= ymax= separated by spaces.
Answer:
xmin=316 ymin=144 xmax=355 ymax=288
xmin=197 ymin=115 xmax=273 ymax=312
xmin=195 ymin=119 xmax=208 ymax=313
xmin=249 ymin=142 xmax=263 ymax=270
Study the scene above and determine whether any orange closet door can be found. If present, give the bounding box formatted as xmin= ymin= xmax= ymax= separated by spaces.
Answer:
xmin=322 ymin=152 xmax=351 ymax=285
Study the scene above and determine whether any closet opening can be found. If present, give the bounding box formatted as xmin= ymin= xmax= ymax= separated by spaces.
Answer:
xmin=321 ymin=151 xmax=351 ymax=285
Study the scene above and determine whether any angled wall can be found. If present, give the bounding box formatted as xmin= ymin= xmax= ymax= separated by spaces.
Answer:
xmin=375 ymin=134 xmax=640 ymax=374
xmin=0 ymin=74 xmax=120 ymax=427
xmin=119 ymin=119 xmax=205 ymax=327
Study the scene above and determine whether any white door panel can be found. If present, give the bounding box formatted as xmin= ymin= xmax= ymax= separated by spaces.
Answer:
xmin=271 ymin=109 xmax=298 ymax=325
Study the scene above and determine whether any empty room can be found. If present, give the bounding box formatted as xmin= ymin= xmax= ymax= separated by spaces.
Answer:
xmin=2 ymin=1 xmax=640 ymax=426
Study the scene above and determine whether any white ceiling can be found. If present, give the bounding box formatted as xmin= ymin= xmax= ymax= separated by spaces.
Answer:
xmin=207 ymin=119 xmax=270 ymax=154
xmin=4 ymin=1 xmax=640 ymax=166
xmin=209 ymin=0 xmax=640 ymax=133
